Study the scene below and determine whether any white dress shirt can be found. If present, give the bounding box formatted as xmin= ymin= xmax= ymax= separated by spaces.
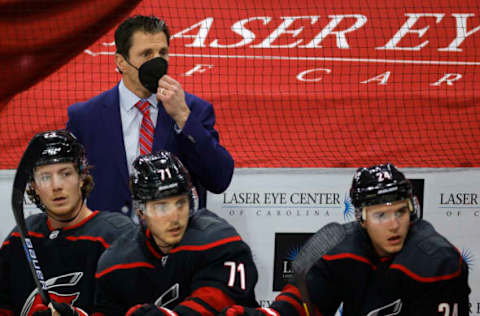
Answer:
xmin=118 ymin=80 xmax=159 ymax=175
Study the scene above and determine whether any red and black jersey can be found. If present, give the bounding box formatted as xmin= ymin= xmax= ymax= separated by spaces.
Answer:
xmin=0 ymin=211 xmax=136 ymax=316
xmin=270 ymin=219 xmax=470 ymax=316
xmin=94 ymin=208 xmax=258 ymax=316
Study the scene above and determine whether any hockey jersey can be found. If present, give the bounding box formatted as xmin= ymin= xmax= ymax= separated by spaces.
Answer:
xmin=0 ymin=211 xmax=136 ymax=316
xmin=269 ymin=219 xmax=470 ymax=316
xmin=94 ymin=208 xmax=258 ymax=315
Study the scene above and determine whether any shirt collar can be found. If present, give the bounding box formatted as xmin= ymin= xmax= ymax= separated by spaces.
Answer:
xmin=119 ymin=79 xmax=158 ymax=111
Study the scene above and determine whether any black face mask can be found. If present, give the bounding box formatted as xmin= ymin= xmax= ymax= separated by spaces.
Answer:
xmin=138 ymin=57 xmax=168 ymax=94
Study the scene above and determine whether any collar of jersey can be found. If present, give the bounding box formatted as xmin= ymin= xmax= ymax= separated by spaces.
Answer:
xmin=144 ymin=228 xmax=167 ymax=259
xmin=46 ymin=210 xmax=100 ymax=232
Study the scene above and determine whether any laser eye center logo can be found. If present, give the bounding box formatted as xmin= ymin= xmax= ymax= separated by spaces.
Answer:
xmin=222 ymin=191 xmax=345 ymax=218
xmin=223 ymin=192 xmax=341 ymax=205
xmin=438 ymin=192 xmax=480 ymax=217
xmin=440 ymin=192 xmax=479 ymax=205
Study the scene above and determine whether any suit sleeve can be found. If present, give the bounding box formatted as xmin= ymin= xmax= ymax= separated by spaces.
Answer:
xmin=66 ymin=103 xmax=85 ymax=144
xmin=175 ymin=96 xmax=234 ymax=194
xmin=173 ymin=241 xmax=258 ymax=316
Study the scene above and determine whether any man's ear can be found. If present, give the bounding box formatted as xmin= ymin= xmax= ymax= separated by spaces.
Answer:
xmin=136 ymin=209 xmax=144 ymax=220
xmin=115 ymin=53 xmax=128 ymax=74
xmin=29 ymin=181 xmax=37 ymax=194
xmin=359 ymin=207 xmax=367 ymax=228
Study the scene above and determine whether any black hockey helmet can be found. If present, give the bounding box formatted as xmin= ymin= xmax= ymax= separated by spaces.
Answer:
xmin=29 ymin=129 xmax=87 ymax=173
xmin=25 ymin=129 xmax=90 ymax=211
xmin=350 ymin=163 xmax=417 ymax=221
xmin=131 ymin=151 xmax=197 ymax=213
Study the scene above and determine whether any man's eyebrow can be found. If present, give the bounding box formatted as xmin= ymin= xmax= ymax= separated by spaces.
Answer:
xmin=139 ymin=48 xmax=153 ymax=55
xmin=58 ymin=166 xmax=75 ymax=172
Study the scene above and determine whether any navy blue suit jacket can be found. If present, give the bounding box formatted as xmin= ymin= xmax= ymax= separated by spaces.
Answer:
xmin=67 ymin=84 xmax=234 ymax=214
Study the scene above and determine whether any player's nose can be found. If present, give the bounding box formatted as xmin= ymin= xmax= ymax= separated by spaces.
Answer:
xmin=51 ymin=174 xmax=64 ymax=190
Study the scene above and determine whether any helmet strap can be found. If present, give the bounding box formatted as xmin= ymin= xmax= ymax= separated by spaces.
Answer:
xmin=48 ymin=198 xmax=85 ymax=224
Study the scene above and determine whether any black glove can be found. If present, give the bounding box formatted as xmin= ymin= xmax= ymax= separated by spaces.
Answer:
xmin=219 ymin=305 xmax=278 ymax=316
xmin=32 ymin=301 xmax=87 ymax=316
xmin=126 ymin=304 xmax=177 ymax=316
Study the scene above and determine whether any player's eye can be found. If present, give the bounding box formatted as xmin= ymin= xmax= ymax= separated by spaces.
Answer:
xmin=395 ymin=208 xmax=409 ymax=218
xmin=37 ymin=174 xmax=51 ymax=183
xmin=62 ymin=170 xmax=72 ymax=177
xmin=176 ymin=198 xmax=187 ymax=208
xmin=142 ymin=49 xmax=153 ymax=58
xmin=152 ymin=203 xmax=168 ymax=214
xmin=160 ymin=48 xmax=169 ymax=57
xmin=372 ymin=212 xmax=385 ymax=220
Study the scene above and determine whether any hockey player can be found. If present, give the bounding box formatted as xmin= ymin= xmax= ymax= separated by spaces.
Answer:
xmin=0 ymin=130 xmax=136 ymax=316
xmin=221 ymin=163 xmax=470 ymax=316
xmin=93 ymin=151 xmax=258 ymax=315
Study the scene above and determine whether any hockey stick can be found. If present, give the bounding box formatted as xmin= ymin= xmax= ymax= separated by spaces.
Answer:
xmin=11 ymin=140 xmax=51 ymax=304
xmin=292 ymin=222 xmax=346 ymax=316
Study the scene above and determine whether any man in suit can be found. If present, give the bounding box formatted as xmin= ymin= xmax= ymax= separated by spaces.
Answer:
xmin=67 ymin=15 xmax=234 ymax=216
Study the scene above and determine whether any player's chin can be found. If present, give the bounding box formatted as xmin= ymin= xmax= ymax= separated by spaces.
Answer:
xmin=163 ymin=236 xmax=182 ymax=248
xmin=384 ymin=243 xmax=404 ymax=255
xmin=46 ymin=205 xmax=68 ymax=215
xmin=47 ymin=204 xmax=76 ymax=218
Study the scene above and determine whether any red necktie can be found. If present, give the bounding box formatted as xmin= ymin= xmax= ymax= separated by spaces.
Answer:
xmin=135 ymin=100 xmax=154 ymax=156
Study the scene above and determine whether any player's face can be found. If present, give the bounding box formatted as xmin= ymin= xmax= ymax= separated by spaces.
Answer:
xmin=32 ymin=162 xmax=84 ymax=220
xmin=361 ymin=199 xmax=410 ymax=257
xmin=142 ymin=194 xmax=190 ymax=253
xmin=116 ymin=30 xmax=169 ymax=97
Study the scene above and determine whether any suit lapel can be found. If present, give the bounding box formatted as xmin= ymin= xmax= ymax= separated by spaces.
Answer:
xmin=152 ymin=101 xmax=175 ymax=151
xmin=100 ymin=85 xmax=129 ymax=183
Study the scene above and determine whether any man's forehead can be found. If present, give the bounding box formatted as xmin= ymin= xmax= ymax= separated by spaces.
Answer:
xmin=366 ymin=199 xmax=409 ymax=212
xmin=131 ymin=31 xmax=168 ymax=46
xmin=34 ymin=162 xmax=75 ymax=173
xmin=148 ymin=193 xmax=189 ymax=204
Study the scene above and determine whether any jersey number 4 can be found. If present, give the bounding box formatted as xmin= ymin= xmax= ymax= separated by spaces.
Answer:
xmin=224 ymin=261 xmax=246 ymax=290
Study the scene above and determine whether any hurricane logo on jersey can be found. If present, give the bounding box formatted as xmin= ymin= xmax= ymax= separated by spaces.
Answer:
xmin=21 ymin=272 xmax=83 ymax=316
xmin=154 ymin=283 xmax=180 ymax=307
xmin=366 ymin=299 xmax=402 ymax=316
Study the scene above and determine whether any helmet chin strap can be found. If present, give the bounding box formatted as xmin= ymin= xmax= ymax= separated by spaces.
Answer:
xmin=48 ymin=197 xmax=85 ymax=224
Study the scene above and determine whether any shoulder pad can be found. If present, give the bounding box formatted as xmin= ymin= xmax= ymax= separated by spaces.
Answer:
xmin=25 ymin=213 xmax=49 ymax=232
xmin=181 ymin=209 xmax=240 ymax=246
xmin=97 ymin=229 xmax=143 ymax=272
xmin=328 ymin=221 xmax=369 ymax=255
xmin=189 ymin=209 xmax=225 ymax=230
xmin=97 ymin=211 xmax=136 ymax=230
xmin=392 ymin=220 xmax=463 ymax=281
xmin=85 ymin=212 xmax=137 ymax=243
